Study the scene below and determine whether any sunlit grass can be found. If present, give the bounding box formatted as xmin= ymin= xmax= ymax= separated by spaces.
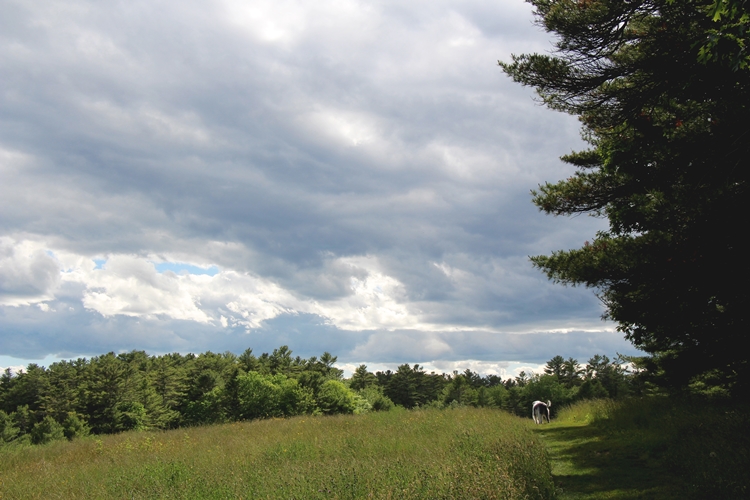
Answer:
xmin=0 ymin=407 xmax=554 ymax=499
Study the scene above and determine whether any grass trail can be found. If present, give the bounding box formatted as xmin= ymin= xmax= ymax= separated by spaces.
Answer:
xmin=533 ymin=398 xmax=749 ymax=500
xmin=533 ymin=418 xmax=679 ymax=499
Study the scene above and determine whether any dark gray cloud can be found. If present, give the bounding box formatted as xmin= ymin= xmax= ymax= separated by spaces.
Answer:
xmin=0 ymin=0 xmax=627 ymax=372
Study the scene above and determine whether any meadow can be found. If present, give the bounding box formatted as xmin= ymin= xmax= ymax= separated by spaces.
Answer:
xmin=0 ymin=407 xmax=554 ymax=499
xmin=4 ymin=397 xmax=747 ymax=499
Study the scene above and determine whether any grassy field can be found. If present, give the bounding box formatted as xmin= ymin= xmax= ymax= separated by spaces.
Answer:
xmin=4 ymin=398 xmax=746 ymax=499
xmin=0 ymin=407 xmax=554 ymax=500
xmin=534 ymin=398 xmax=750 ymax=500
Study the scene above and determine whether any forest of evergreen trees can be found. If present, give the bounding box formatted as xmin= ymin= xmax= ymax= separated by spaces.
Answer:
xmin=0 ymin=346 xmax=637 ymax=446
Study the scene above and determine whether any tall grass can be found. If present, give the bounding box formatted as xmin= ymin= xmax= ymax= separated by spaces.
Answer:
xmin=555 ymin=397 xmax=749 ymax=498
xmin=0 ymin=407 xmax=554 ymax=499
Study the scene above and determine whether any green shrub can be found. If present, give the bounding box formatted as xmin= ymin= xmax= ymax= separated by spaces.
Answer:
xmin=237 ymin=372 xmax=315 ymax=420
xmin=115 ymin=402 xmax=148 ymax=432
xmin=316 ymin=380 xmax=356 ymax=415
xmin=30 ymin=416 xmax=65 ymax=445
xmin=359 ymin=386 xmax=395 ymax=412
xmin=62 ymin=412 xmax=90 ymax=440
xmin=352 ymin=393 xmax=372 ymax=414
xmin=11 ymin=405 xmax=34 ymax=435
xmin=441 ymin=375 xmax=479 ymax=407
xmin=576 ymin=379 xmax=609 ymax=400
xmin=0 ymin=410 xmax=20 ymax=444
xmin=478 ymin=384 xmax=509 ymax=408
xmin=277 ymin=377 xmax=316 ymax=417
xmin=183 ymin=387 xmax=226 ymax=425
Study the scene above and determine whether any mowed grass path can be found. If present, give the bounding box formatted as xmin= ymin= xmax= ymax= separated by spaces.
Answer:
xmin=533 ymin=419 xmax=680 ymax=499
xmin=0 ymin=408 xmax=554 ymax=500
xmin=533 ymin=398 xmax=750 ymax=500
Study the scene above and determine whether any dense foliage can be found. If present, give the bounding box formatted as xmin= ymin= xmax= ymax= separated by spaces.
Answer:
xmin=0 ymin=346 xmax=356 ymax=445
xmin=0 ymin=346 xmax=637 ymax=447
xmin=500 ymin=0 xmax=750 ymax=392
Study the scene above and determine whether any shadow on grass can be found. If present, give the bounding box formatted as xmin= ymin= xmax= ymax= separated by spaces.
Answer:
xmin=533 ymin=423 xmax=681 ymax=500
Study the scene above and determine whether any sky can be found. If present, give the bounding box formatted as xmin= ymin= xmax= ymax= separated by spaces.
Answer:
xmin=0 ymin=0 xmax=641 ymax=378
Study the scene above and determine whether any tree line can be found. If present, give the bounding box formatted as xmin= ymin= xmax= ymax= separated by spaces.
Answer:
xmin=0 ymin=345 xmax=637 ymax=447
xmin=361 ymin=353 xmax=636 ymax=415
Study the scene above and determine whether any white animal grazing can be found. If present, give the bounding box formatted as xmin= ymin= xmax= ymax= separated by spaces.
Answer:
xmin=532 ymin=400 xmax=551 ymax=424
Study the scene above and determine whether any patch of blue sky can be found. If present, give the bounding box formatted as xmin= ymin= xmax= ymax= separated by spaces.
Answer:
xmin=154 ymin=262 xmax=219 ymax=276
xmin=93 ymin=258 xmax=106 ymax=270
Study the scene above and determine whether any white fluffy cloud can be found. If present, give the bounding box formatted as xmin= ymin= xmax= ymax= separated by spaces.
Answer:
xmin=0 ymin=238 xmax=60 ymax=306
xmin=46 ymin=246 xmax=485 ymax=333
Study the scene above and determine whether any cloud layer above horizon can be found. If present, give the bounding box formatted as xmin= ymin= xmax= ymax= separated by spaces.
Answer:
xmin=0 ymin=0 xmax=638 ymax=375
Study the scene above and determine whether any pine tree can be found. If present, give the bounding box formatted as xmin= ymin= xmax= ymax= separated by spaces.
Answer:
xmin=501 ymin=0 xmax=750 ymax=391
xmin=350 ymin=365 xmax=377 ymax=391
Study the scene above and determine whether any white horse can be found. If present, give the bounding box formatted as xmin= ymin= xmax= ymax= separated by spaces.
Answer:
xmin=532 ymin=400 xmax=551 ymax=424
